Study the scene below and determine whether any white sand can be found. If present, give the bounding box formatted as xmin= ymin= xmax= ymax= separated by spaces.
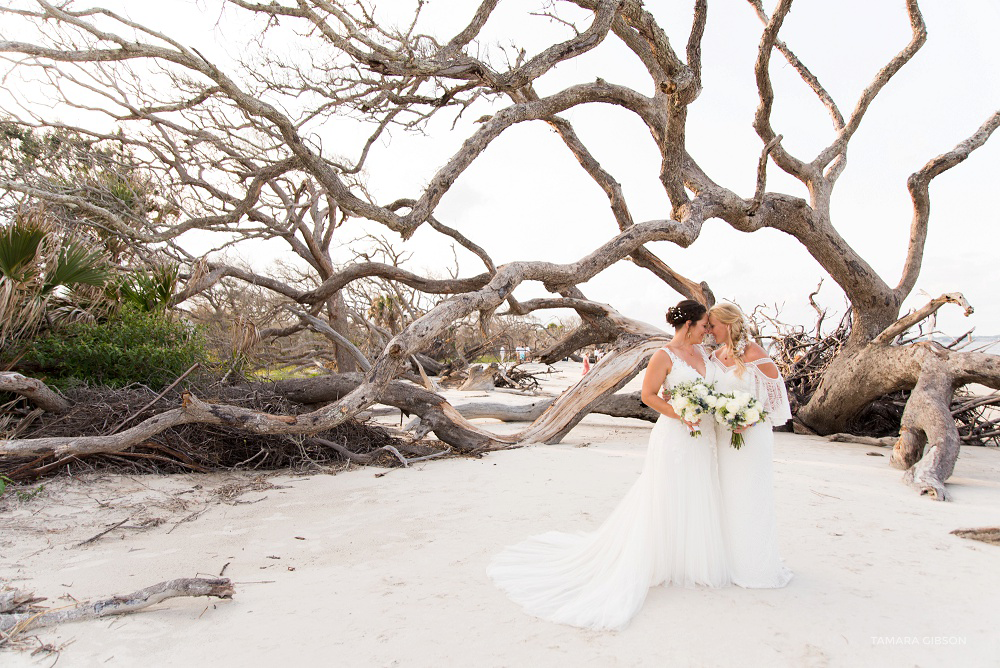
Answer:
xmin=2 ymin=362 xmax=999 ymax=667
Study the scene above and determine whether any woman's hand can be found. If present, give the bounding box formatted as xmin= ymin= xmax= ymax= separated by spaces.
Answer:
xmin=682 ymin=417 xmax=701 ymax=432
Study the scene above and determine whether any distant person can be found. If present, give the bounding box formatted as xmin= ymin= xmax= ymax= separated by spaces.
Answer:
xmin=582 ymin=352 xmax=590 ymax=375
xmin=499 ymin=346 xmax=506 ymax=362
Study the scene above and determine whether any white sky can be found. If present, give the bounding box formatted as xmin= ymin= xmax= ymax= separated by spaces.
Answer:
xmin=365 ymin=0 xmax=1000 ymax=337
xmin=8 ymin=1 xmax=1000 ymax=336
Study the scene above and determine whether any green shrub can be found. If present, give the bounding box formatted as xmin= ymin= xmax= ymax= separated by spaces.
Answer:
xmin=26 ymin=307 xmax=208 ymax=389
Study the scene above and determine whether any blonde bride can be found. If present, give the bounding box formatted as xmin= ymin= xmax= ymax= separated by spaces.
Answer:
xmin=708 ymin=302 xmax=793 ymax=588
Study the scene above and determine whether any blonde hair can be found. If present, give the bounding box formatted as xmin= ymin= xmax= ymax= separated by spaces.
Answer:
xmin=710 ymin=302 xmax=750 ymax=376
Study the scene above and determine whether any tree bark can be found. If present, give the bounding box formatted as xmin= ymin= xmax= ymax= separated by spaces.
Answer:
xmin=537 ymin=323 xmax=613 ymax=364
xmin=0 ymin=578 xmax=233 ymax=634
xmin=329 ymin=291 xmax=357 ymax=373
xmin=459 ymin=363 xmax=499 ymax=391
xmin=0 ymin=372 xmax=70 ymax=413
xmin=451 ymin=390 xmax=657 ymax=423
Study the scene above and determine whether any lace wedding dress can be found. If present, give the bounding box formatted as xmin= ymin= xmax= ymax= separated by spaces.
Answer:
xmin=488 ymin=346 xmax=730 ymax=631
xmin=711 ymin=354 xmax=793 ymax=588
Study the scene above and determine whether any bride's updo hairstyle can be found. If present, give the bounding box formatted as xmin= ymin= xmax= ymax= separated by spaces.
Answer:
xmin=709 ymin=302 xmax=750 ymax=376
xmin=665 ymin=299 xmax=707 ymax=330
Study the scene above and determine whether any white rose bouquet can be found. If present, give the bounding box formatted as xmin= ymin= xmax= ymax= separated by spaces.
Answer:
xmin=666 ymin=379 xmax=718 ymax=438
xmin=713 ymin=390 xmax=768 ymax=449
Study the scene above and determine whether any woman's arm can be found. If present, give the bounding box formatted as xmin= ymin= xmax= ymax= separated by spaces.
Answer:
xmin=641 ymin=350 xmax=689 ymax=422
xmin=743 ymin=343 xmax=793 ymax=425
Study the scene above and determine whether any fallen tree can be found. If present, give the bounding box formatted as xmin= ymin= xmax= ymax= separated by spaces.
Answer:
xmin=0 ymin=1 xmax=998 ymax=499
xmin=0 ymin=303 xmax=666 ymax=459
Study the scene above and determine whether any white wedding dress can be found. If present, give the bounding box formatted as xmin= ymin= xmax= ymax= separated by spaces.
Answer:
xmin=710 ymin=353 xmax=793 ymax=588
xmin=488 ymin=345 xmax=730 ymax=631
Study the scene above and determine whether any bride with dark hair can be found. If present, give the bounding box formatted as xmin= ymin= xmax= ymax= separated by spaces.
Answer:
xmin=488 ymin=300 xmax=731 ymax=631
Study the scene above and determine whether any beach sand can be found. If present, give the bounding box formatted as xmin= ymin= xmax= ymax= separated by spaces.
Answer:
xmin=2 ymin=362 xmax=998 ymax=667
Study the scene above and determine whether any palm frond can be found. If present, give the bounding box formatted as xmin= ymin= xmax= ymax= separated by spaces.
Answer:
xmin=0 ymin=223 xmax=46 ymax=284
xmin=43 ymin=242 xmax=110 ymax=293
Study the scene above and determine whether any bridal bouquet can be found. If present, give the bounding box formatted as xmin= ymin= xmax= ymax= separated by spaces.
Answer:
xmin=667 ymin=379 xmax=717 ymax=438
xmin=713 ymin=390 xmax=768 ymax=449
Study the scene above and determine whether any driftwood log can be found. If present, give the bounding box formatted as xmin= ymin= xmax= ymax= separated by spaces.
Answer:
xmin=458 ymin=363 xmax=499 ymax=391
xmin=0 ymin=578 xmax=234 ymax=634
xmin=0 ymin=372 xmax=69 ymax=413
xmin=451 ymin=391 xmax=656 ymax=423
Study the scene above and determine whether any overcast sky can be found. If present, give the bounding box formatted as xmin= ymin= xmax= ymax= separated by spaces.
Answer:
xmin=311 ymin=0 xmax=1000 ymax=336
xmin=355 ymin=0 xmax=1000 ymax=337
xmin=8 ymin=1 xmax=999 ymax=336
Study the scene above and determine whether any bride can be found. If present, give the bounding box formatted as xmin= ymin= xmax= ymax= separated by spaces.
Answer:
xmin=708 ymin=302 xmax=793 ymax=588
xmin=487 ymin=300 xmax=730 ymax=631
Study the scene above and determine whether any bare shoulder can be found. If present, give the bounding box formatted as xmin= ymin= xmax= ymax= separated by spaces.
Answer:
xmin=745 ymin=343 xmax=780 ymax=378
xmin=643 ymin=349 xmax=672 ymax=391
xmin=649 ymin=348 xmax=672 ymax=370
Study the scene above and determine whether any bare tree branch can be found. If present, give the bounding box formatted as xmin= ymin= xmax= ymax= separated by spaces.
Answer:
xmin=872 ymin=293 xmax=973 ymax=347
xmin=897 ymin=110 xmax=1000 ymax=299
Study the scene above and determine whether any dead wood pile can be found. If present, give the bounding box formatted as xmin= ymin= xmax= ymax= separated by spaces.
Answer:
xmin=764 ymin=310 xmax=999 ymax=445
xmin=0 ymin=384 xmax=407 ymax=482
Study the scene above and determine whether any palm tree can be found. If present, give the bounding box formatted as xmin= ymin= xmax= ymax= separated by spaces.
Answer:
xmin=0 ymin=211 xmax=110 ymax=354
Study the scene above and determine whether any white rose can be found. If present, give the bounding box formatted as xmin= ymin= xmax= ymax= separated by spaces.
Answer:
xmin=694 ymin=384 xmax=709 ymax=397
xmin=705 ymin=395 xmax=718 ymax=408
xmin=726 ymin=399 xmax=742 ymax=414
xmin=744 ymin=409 xmax=760 ymax=425
xmin=735 ymin=391 xmax=752 ymax=404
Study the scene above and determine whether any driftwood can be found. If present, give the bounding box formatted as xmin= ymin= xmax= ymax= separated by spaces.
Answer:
xmin=459 ymin=363 xmax=499 ymax=391
xmin=537 ymin=323 xmax=614 ymax=365
xmin=0 ymin=313 xmax=667 ymax=458
xmin=0 ymin=589 xmax=41 ymax=614
xmin=411 ymin=353 xmax=446 ymax=376
xmin=308 ymin=436 xmax=450 ymax=467
xmin=452 ymin=390 xmax=656 ymax=423
xmin=0 ymin=385 xmax=405 ymax=481
xmin=825 ymin=433 xmax=896 ymax=447
xmin=766 ymin=293 xmax=1000 ymax=499
xmin=0 ymin=578 xmax=234 ymax=635
xmin=0 ymin=372 xmax=69 ymax=413
xmin=950 ymin=527 xmax=1000 ymax=547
